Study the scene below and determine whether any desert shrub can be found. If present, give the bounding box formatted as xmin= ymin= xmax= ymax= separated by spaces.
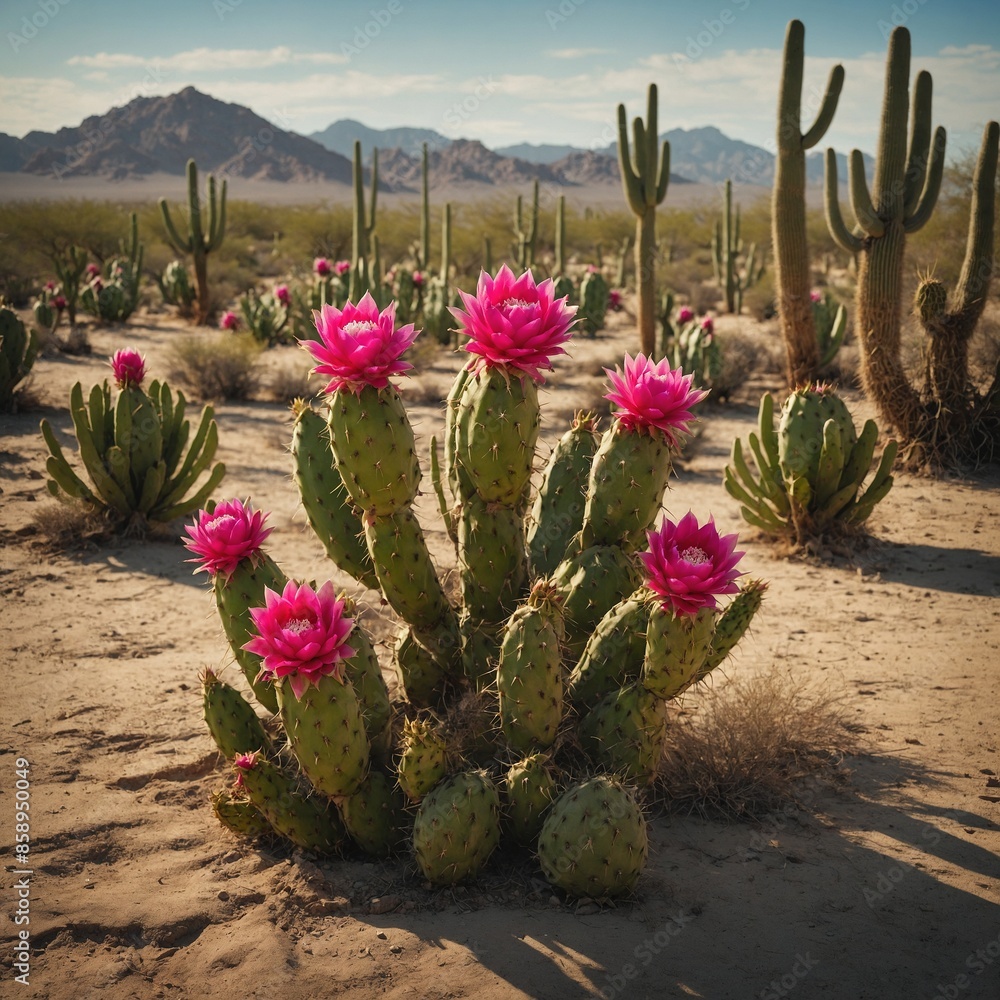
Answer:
xmin=266 ymin=357 xmax=318 ymax=403
xmin=167 ymin=332 xmax=261 ymax=401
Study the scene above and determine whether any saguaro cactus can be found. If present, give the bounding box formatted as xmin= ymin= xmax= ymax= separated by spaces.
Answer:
xmin=159 ymin=159 xmax=226 ymax=326
xmin=513 ymin=180 xmax=539 ymax=270
xmin=350 ymin=141 xmax=379 ymax=301
xmin=617 ymin=83 xmax=670 ymax=355
xmin=773 ymin=19 xmax=844 ymax=385
xmin=712 ymin=180 xmax=764 ymax=314
xmin=419 ymin=142 xmax=431 ymax=271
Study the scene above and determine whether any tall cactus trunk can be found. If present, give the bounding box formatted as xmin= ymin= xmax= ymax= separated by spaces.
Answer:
xmin=420 ymin=143 xmax=430 ymax=271
xmin=193 ymin=250 xmax=210 ymax=326
xmin=634 ymin=209 xmax=657 ymax=355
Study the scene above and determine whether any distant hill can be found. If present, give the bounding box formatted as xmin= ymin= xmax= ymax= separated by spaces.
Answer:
xmin=494 ymin=143 xmax=582 ymax=164
xmin=309 ymin=119 xmax=451 ymax=159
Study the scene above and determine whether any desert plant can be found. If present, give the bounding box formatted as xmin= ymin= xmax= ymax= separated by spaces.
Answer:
xmin=167 ymin=333 xmax=261 ymax=401
xmin=51 ymin=245 xmax=89 ymax=325
xmin=824 ymin=26 xmax=999 ymax=467
xmin=349 ymin=142 xmax=378 ymax=301
xmin=811 ymin=290 xmax=848 ymax=368
xmin=512 ymin=180 xmax=539 ymax=270
xmin=239 ymin=286 xmax=289 ymax=347
xmin=578 ymin=268 xmax=610 ymax=336
xmin=666 ymin=316 xmax=722 ymax=392
xmin=40 ymin=349 xmax=225 ymax=531
xmin=80 ymin=212 xmax=144 ymax=323
xmin=617 ymin=83 xmax=671 ymax=355
xmin=159 ymin=159 xmax=227 ymax=325
xmin=0 ymin=308 xmax=39 ymax=412
xmin=773 ymin=19 xmax=844 ymax=385
xmin=724 ymin=384 xmax=897 ymax=546
xmin=712 ymin=180 xmax=765 ymax=314
xmin=156 ymin=260 xmax=196 ymax=318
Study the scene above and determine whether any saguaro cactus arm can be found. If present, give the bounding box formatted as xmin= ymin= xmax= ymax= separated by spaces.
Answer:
xmin=953 ymin=121 xmax=999 ymax=321
xmin=823 ymin=150 xmax=863 ymax=254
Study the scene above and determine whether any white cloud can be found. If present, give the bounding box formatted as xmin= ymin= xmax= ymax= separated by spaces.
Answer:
xmin=67 ymin=47 xmax=347 ymax=72
xmin=543 ymin=47 xmax=611 ymax=59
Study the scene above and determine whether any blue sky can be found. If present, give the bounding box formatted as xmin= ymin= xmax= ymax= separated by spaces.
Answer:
xmin=2 ymin=0 xmax=998 ymax=159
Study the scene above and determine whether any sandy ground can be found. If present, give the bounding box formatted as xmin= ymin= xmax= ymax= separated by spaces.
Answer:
xmin=1 ymin=308 xmax=999 ymax=1000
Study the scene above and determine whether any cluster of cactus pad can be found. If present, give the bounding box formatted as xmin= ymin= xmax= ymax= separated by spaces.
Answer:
xmin=40 ymin=349 xmax=225 ymax=529
xmin=0 ymin=308 xmax=39 ymax=413
xmin=80 ymin=212 xmax=144 ymax=324
xmin=724 ymin=383 xmax=897 ymax=545
xmin=192 ymin=267 xmax=765 ymax=899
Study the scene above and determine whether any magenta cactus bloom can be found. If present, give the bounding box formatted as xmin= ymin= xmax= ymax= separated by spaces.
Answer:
xmin=314 ymin=257 xmax=332 ymax=277
xmin=609 ymin=289 xmax=622 ymax=311
xmin=449 ymin=264 xmax=577 ymax=383
xmin=44 ymin=280 xmax=56 ymax=292
xmin=274 ymin=284 xmax=290 ymax=306
xmin=109 ymin=348 xmax=146 ymax=389
xmin=810 ymin=289 xmax=823 ymax=303
xmin=677 ymin=306 xmax=694 ymax=324
xmin=53 ymin=294 xmax=67 ymax=310
xmin=334 ymin=259 xmax=351 ymax=276
xmin=640 ymin=513 xmax=745 ymax=617
xmin=700 ymin=315 xmax=714 ymax=335
xmin=242 ymin=580 xmax=356 ymax=699
xmin=85 ymin=262 xmax=100 ymax=279
xmin=184 ymin=498 xmax=273 ymax=579
xmin=219 ymin=310 xmax=240 ymax=331
xmin=412 ymin=270 xmax=425 ymax=288
xmin=604 ymin=353 xmax=708 ymax=445
xmin=303 ymin=291 xmax=419 ymax=394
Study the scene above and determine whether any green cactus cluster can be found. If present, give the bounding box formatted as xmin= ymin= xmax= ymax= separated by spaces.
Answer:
xmin=239 ymin=287 xmax=289 ymax=346
xmin=0 ymin=308 xmax=39 ymax=413
xmin=811 ymin=291 xmax=848 ymax=368
xmin=80 ymin=212 xmax=144 ymax=324
xmin=665 ymin=317 xmax=722 ymax=393
xmin=159 ymin=158 xmax=227 ymax=325
xmin=156 ymin=260 xmax=197 ymax=318
xmin=712 ymin=180 xmax=765 ymax=315
xmin=512 ymin=180 xmax=539 ymax=271
xmin=40 ymin=366 xmax=225 ymax=531
xmin=51 ymin=245 xmax=89 ymax=326
xmin=724 ymin=386 xmax=898 ymax=544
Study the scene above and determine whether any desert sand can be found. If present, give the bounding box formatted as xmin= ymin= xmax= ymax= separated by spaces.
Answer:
xmin=1 ymin=307 xmax=998 ymax=1000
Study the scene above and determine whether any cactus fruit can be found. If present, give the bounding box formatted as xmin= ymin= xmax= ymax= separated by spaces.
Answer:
xmin=579 ymin=682 xmax=666 ymax=783
xmin=725 ymin=388 xmax=897 ymax=543
xmin=340 ymin=770 xmax=409 ymax=857
xmin=537 ymin=776 xmax=648 ymax=898
xmin=202 ymin=668 xmax=271 ymax=760
xmin=397 ymin=718 xmax=449 ymax=802
xmin=527 ymin=411 xmax=600 ymax=577
xmin=291 ymin=400 xmax=378 ymax=591
xmin=497 ymin=581 xmax=565 ymax=752
xmin=211 ymin=788 xmax=274 ymax=839
xmin=503 ymin=753 xmax=557 ymax=844
xmin=0 ymin=308 xmax=38 ymax=413
xmin=234 ymin=752 xmax=346 ymax=852
xmin=412 ymin=770 xmax=502 ymax=885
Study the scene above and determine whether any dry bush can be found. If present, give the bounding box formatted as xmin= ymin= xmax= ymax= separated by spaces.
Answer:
xmin=167 ymin=333 xmax=262 ymax=401
xmin=267 ymin=358 xmax=320 ymax=404
xmin=740 ymin=270 xmax=777 ymax=322
xmin=655 ymin=665 xmax=861 ymax=819
xmin=30 ymin=502 xmax=117 ymax=550
xmin=713 ymin=328 xmax=781 ymax=400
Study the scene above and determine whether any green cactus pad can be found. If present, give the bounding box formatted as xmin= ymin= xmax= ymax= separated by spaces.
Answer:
xmin=327 ymin=384 xmax=420 ymax=517
xmin=458 ymin=495 xmax=529 ymax=622
xmin=397 ymin=718 xmax=448 ymax=802
xmin=214 ymin=553 xmax=287 ymax=714
xmin=455 ymin=368 xmax=540 ymax=506
xmin=579 ymin=682 xmax=666 ymax=784
xmin=567 ymin=591 xmax=651 ymax=710
xmin=537 ymin=776 xmax=648 ymax=898
xmin=698 ymin=579 xmax=767 ymax=679
xmin=526 ymin=412 xmax=600 ymax=577
xmin=459 ymin=611 xmax=500 ymax=692
xmin=276 ymin=672 xmax=370 ymax=798
xmin=211 ymin=788 xmax=274 ymax=839
xmin=642 ymin=605 xmax=715 ymax=700
xmin=392 ymin=627 xmax=448 ymax=708
xmin=202 ymin=668 xmax=271 ymax=760
xmin=292 ymin=402 xmax=378 ymax=590
xmin=340 ymin=770 xmax=410 ymax=857
xmin=236 ymin=754 xmax=347 ymax=853
xmin=778 ymin=385 xmax=857 ymax=485
xmin=412 ymin=770 xmax=501 ymax=885
xmin=580 ymin=423 xmax=674 ymax=550
xmin=552 ymin=544 xmax=642 ymax=659
xmin=338 ymin=598 xmax=392 ymax=749
xmin=503 ymin=753 xmax=557 ymax=845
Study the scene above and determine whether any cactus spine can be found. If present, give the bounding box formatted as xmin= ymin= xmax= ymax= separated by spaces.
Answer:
xmin=159 ymin=159 xmax=226 ymax=325
xmin=617 ymin=83 xmax=670 ymax=355
xmin=773 ymin=19 xmax=844 ymax=384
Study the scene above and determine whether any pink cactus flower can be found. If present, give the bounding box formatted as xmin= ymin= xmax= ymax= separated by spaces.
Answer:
xmin=412 ymin=270 xmax=425 ymax=289
xmin=219 ymin=310 xmax=240 ymax=331
xmin=604 ymin=353 xmax=708 ymax=445
xmin=700 ymin=315 xmax=714 ymax=335
xmin=242 ymin=580 xmax=356 ymax=699
xmin=91 ymin=277 xmax=103 ymax=293
xmin=334 ymin=259 xmax=351 ymax=276
xmin=53 ymin=295 xmax=67 ymax=310
xmin=184 ymin=498 xmax=273 ymax=579
xmin=303 ymin=291 xmax=419 ymax=394
xmin=44 ymin=280 xmax=56 ymax=292
xmin=314 ymin=257 xmax=332 ymax=277
xmin=640 ymin=513 xmax=745 ymax=617
xmin=233 ymin=751 xmax=257 ymax=786
xmin=810 ymin=289 xmax=823 ymax=303
xmin=85 ymin=263 xmax=101 ymax=279
xmin=449 ymin=264 xmax=577 ymax=383
xmin=609 ymin=289 xmax=622 ymax=310
xmin=274 ymin=284 xmax=290 ymax=306
xmin=677 ymin=306 xmax=694 ymax=324
xmin=109 ymin=348 xmax=146 ymax=389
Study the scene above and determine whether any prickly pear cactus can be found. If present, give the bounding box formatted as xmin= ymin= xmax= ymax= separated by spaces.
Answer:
xmin=503 ymin=753 xmax=557 ymax=844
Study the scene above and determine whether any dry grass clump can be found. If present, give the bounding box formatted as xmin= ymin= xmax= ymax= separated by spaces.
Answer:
xmin=713 ymin=328 xmax=781 ymax=400
xmin=655 ymin=665 xmax=861 ymax=819
xmin=166 ymin=333 xmax=262 ymax=401
xmin=30 ymin=502 xmax=118 ymax=549
xmin=266 ymin=358 xmax=319 ymax=404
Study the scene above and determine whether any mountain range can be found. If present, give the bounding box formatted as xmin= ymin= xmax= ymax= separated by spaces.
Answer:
xmin=0 ymin=86 xmax=870 ymax=191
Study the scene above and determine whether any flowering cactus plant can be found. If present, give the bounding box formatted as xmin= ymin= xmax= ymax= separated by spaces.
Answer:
xmin=40 ymin=349 xmax=225 ymax=531
xmin=196 ymin=267 xmax=764 ymax=897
